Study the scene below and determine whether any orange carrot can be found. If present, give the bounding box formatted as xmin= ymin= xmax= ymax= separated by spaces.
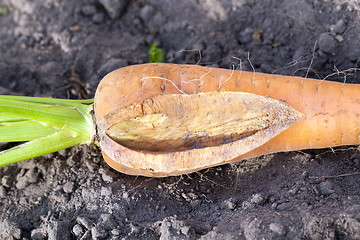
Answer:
xmin=94 ymin=63 xmax=360 ymax=177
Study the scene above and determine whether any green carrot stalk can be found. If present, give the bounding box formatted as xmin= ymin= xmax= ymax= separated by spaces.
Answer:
xmin=0 ymin=95 xmax=94 ymax=166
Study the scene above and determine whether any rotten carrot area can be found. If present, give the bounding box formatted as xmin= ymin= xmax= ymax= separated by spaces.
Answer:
xmin=105 ymin=92 xmax=305 ymax=152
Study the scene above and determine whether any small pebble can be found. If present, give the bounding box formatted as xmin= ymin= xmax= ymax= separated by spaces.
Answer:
xmin=335 ymin=35 xmax=344 ymax=42
xmin=57 ymin=149 xmax=67 ymax=157
xmin=98 ymin=0 xmax=128 ymax=19
xmin=92 ymin=13 xmax=105 ymax=24
xmin=318 ymin=33 xmax=337 ymax=54
xmin=242 ymin=200 xmax=253 ymax=209
xmin=269 ymin=222 xmax=286 ymax=236
xmin=31 ymin=228 xmax=46 ymax=240
xmin=19 ymin=197 xmax=28 ymax=205
xmin=111 ymin=229 xmax=121 ymax=236
xmin=312 ymin=185 xmax=321 ymax=196
xmin=0 ymin=186 xmax=6 ymax=198
xmin=129 ymin=223 xmax=141 ymax=234
xmin=85 ymin=160 xmax=97 ymax=172
xmin=271 ymin=203 xmax=278 ymax=210
xmin=181 ymin=226 xmax=190 ymax=235
xmin=332 ymin=19 xmax=346 ymax=34
xmin=181 ymin=192 xmax=198 ymax=202
xmin=72 ymin=224 xmax=84 ymax=236
xmin=101 ymin=186 xmax=112 ymax=196
xmin=1 ymin=176 xmax=12 ymax=187
xmin=159 ymin=216 xmax=195 ymax=240
xmin=276 ymin=202 xmax=292 ymax=211
xmin=63 ymin=182 xmax=75 ymax=193
xmin=250 ymin=193 xmax=265 ymax=205
xmin=99 ymin=168 xmax=113 ymax=183
xmin=20 ymin=159 xmax=37 ymax=169
xmin=319 ymin=181 xmax=335 ymax=195
xmin=15 ymin=177 xmax=28 ymax=190
xmin=91 ymin=226 xmax=108 ymax=239
xmin=223 ymin=198 xmax=236 ymax=210
xmin=77 ymin=216 xmax=94 ymax=229
xmin=100 ymin=214 xmax=117 ymax=229
xmin=300 ymin=171 xmax=309 ymax=180
xmin=48 ymin=220 xmax=71 ymax=240
xmin=16 ymin=169 xmax=39 ymax=190
xmin=140 ymin=5 xmax=155 ymax=22
xmin=335 ymin=4 xmax=343 ymax=12
xmin=289 ymin=186 xmax=299 ymax=195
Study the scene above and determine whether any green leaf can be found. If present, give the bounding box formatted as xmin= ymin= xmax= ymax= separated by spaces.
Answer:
xmin=0 ymin=95 xmax=94 ymax=166
xmin=0 ymin=97 xmax=93 ymax=138
xmin=0 ymin=120 xmax=57 ymax=142
xmin=0 ymin=112 xmax=27 ymax=122
xmin=0 ymin=131 xmax=83 ymax=167
xmin=149 ymin=43 xmax=165 ymax=63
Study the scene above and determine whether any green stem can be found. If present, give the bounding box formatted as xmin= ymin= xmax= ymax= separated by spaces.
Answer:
xmin=0 ymin=95 xmax=94 ymax=166
xmin=0 ymin=120 xmax=57 ymax=142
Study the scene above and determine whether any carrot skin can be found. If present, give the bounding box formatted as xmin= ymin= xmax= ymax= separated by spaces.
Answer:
xmin=94 ymin=63 xmax=360 ymax=176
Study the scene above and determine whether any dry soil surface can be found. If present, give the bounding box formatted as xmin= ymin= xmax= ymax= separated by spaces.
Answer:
xmin=0 ymin=0 xmax=360 ymax=239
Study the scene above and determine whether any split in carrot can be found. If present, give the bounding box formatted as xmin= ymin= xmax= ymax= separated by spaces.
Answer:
xmin=1 ymin=63 xmax=360 ymax=177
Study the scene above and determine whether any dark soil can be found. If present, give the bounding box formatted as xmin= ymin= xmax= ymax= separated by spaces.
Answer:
xmin=1 ymin=0 xmax=360 ymax=239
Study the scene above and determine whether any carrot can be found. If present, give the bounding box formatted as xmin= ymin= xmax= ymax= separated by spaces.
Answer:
xmin=94 ymin=63 xmax=360 ymax=177
xmin=1 ymin=63 xmax=359 ymax=177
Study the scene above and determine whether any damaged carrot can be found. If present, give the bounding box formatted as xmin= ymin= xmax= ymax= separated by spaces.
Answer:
xmin=94 ymin=63 xmax=360 ymax=176
xmin=1 ymin=63 xmax=360 ymax=177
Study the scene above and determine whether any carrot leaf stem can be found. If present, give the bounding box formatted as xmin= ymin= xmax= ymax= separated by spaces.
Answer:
xmin=0 ymin=120 xmax=57 ymax=142
xmin=0 ymin=95 xmax=94 ymax=166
